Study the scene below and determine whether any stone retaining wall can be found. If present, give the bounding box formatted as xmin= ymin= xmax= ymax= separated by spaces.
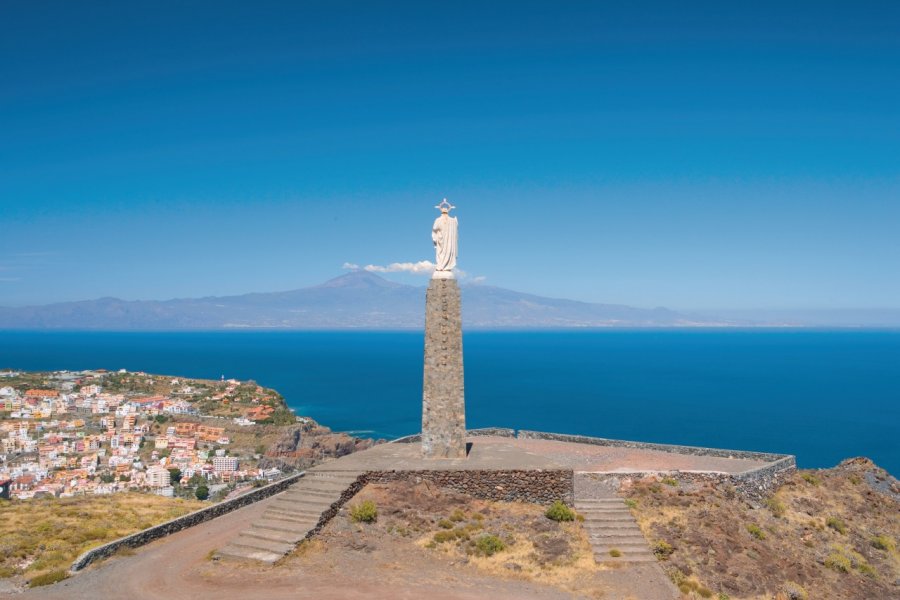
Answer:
xmin=70 ymin=472 xmax=306 ymax=572
xmin=363 ymin=469 xmax=573 ymax=504
xmin=517 ymin=430 xmax=791 ymax=463
xmin=577 ymin=455 xmax=797 ymax=503
xmin=519 ymin=430 xmax=796 ymax=502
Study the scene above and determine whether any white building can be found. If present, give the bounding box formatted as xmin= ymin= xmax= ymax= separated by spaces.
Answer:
xmin=146 ymin=465 xmax=171 ymax=488
xmin=212 ymin=456 xmax=238 ymax=474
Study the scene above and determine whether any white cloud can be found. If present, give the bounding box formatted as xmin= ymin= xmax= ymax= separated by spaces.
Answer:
xmin=343 ymin=261 xmax=483 ymax=280
xmin=363 ymin=260 xmax=435 ymax=275
xmin=472 ymin=276 xmax=487 ymax=284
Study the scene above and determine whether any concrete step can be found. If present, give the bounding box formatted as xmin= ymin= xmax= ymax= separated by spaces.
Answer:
xmin=574 ymin=497 xmax=624 ymax=504
xmin=274 ymin=494 xmax=337 ymax=507
xmin=264 ymin=505 xmax=322 ymax=518
xmin=228 ymin=535 xmax=296 ymax=556
xmin=590 ymin=543 xmax=651 ymax=553
xmin=267 ymin=502 xmax=327 ymax=515
xmin=217 ymin=544 xmax=283 ymax=564
xmin=587 ymin=529 xmax=645 ymax=538
xmin=290 ymin=479 xmax=351 ymax=493
xmin=260 ymin=511 xmax=320 ymax=526
xmin=580 ymin=513 xmax=634 ymax=520
xmin=579 ymin=513 xmax=636 ymax=521
xmin=243 ymin=527 xmax=306 ymax=544
xmin=265 ymin=510 xmax=323 ymax=524
xmin=594 ymin=553 xmax=658 ymax=564
xmin=253 ymin=518 xmax=317 ymax=534
xmin=586 ymin=521 xmax=643 ymax=529
xmin=282 ymin=488 xmax=344 ymax=501
xmin=306 ymin=471 xmax=362 ymax=482
xmin=584 ymin=518 xmax=641 ymax=526
xmin=268 ymin=499 xmax=332 ymax=514
xmin=588 ymin=538 xmax=649 ymax=548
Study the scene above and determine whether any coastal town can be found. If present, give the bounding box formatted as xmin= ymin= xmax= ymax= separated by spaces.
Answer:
xmin=0 ymin=369 xmax=322 ymax=501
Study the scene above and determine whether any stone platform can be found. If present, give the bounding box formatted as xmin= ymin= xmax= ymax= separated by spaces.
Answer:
xmin=314 ymin=434 xmax=777 ymax=474
xmin=216 ymin=431 xmax=793 ymax=570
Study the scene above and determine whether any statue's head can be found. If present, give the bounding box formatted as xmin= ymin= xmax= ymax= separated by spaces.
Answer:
xmin=435 ymin=198 xmax=455 ymax=215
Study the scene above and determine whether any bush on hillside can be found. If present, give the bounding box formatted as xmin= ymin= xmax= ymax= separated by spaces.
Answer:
xmin=544 ymin=500 xmax=575 ymax=522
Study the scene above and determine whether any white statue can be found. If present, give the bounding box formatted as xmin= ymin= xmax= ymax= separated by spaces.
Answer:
xmin=432 ymin=199 xmax=458 ymax=278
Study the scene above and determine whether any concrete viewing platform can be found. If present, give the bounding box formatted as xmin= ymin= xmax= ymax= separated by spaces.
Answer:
xmin=211 ymin=430 xmax=793 ymax=568
xmin=307 ymin=431 xmax=786 ymax=476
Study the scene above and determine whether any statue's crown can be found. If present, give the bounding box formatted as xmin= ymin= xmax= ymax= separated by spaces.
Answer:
xmin=435 ymin=198 xmax=455 ymax=214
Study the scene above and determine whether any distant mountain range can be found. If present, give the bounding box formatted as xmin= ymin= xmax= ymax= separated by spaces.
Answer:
xmin=0 ymin=271 xmax=728 ymax=329
xmin=1 ymin=271 xmax=897 ymax=329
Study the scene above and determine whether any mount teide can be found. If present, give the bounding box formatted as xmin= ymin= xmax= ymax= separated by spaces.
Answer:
xmin=0 ymin=271 xmax=720 ymax=330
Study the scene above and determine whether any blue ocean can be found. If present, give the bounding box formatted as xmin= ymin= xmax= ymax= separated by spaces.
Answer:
xmin=1 ymin=330 xmax=897 ymax=474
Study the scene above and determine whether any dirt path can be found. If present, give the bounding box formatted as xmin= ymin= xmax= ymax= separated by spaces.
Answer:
xmin=7 ymin=493 xmax=589 ymax=600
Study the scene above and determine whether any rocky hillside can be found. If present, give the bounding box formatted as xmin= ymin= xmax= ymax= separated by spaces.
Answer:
xmin=257 ymin=420 xmax=378 ymax=472
xmin=624 ymin=458 xmax=899 ymax=599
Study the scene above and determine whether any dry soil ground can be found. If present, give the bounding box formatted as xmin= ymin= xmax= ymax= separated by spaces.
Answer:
xmin=7 ymin=481 xmax=668 ymax=600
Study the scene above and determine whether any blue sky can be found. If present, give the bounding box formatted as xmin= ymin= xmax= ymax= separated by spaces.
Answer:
xmin=1 ymin=1 xmax=898 ymax=309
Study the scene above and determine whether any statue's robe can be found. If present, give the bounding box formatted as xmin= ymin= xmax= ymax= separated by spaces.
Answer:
xmin=432 ymin=214 xmax=458 ymax=272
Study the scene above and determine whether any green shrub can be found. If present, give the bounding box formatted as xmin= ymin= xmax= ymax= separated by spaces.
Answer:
xmin=825 ymin=552 xmax=851 ymax=573
xmin=675 ymin=578 xmax=711 ymax=597
xmin=195 ymin=485 xmax=209 ymax=501
xmin=544 ymin=500 xmax=575 ymax=522
xmin=871 ymin=535 xmax=895 ymax=552
xmin=800 ymin=472 xmax=820 ymax=486
xmin=349 ymin=500 xmax=377 ymax=523
xmin=717 ymin=594 xmax=731 ymax=600
xmin=609 ymin=548 xmax=622 ymax=557
xmin=449 ymin=509 xmax=466 ymax=522
xmin=624 ymin=498 xmax=637 ymax=509
xmin=826 ymin=517 xmax=847 ymax=534
xmin=661 ymin=477 xmax=678 ymax=487
xmin=474 ymin=534 xmax=505 ymax=556
xmin=431 ymin=531 xmax=456 ymax=544
xmin=858 ymin=562 xmax=877 ymax=578
xmin=433 ymin=530 xmax=457 ymax=544
xmin=746 ymin=524 xmax=766 ymax=540
xmin=28 ymin=570 xmax=68 ymax=588
xmin=653 ymin=540 xmax=674 ymax=559
xmin=765 ymin=496 xmax=786 ymax=518
xmin=437 ymin=518 xmax=454 ymax=529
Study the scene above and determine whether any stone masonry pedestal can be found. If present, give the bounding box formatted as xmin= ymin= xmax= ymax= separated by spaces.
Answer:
xmin=422 ymin=277 xmax=466 ymax=458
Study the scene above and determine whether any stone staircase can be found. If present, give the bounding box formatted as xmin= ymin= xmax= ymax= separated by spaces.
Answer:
xmin=217 ymin=469 xmax=364 ymax=564
xmin=575 ymin=495 xmax=657 ymax=564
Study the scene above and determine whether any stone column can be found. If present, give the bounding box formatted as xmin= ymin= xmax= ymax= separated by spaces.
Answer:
xmin=422 ymin=277 xmax=466 ymax=458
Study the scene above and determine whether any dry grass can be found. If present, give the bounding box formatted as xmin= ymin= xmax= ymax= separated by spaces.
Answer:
xmin=0 ymin=494 xmax=204 ymax=582
xmin=625 ymin=460 xmax=900 ymax=600
xmin=414 ymin=500 xmax=602 ymax=591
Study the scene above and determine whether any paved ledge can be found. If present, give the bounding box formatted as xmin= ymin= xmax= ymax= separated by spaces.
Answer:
xmin=517 ymin=430 xmax=790 ymax=462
